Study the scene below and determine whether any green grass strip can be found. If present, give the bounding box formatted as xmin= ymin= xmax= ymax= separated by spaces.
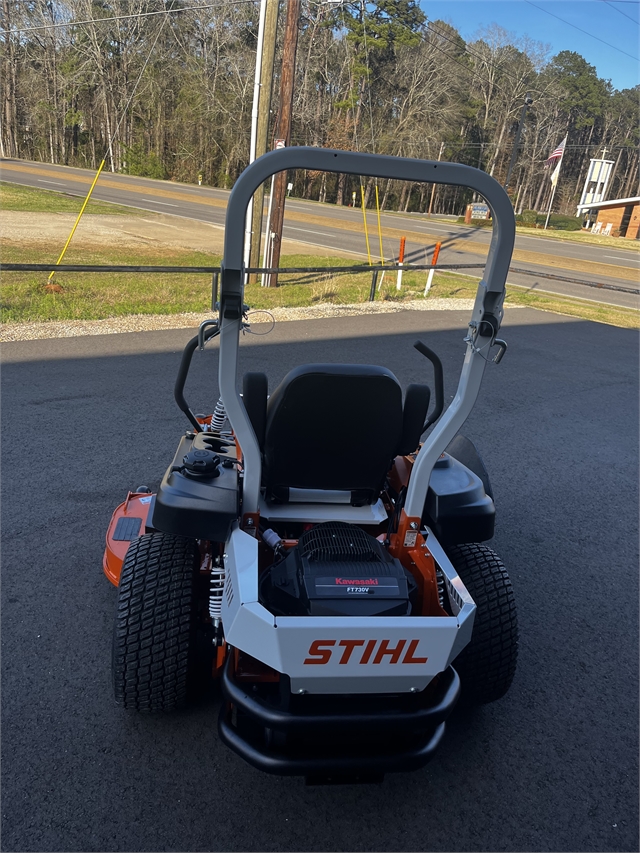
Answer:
xmin=1 ymin=181 xmax=143 ymax=215
xmin=2 ymin=216 xmax=637 ymax=329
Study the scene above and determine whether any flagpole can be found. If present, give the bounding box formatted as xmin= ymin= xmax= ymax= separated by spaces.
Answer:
xmin=543 ymin=178 xmax=559 ymax=230
xmin=544 ymin=140 xmax=566 ymax=230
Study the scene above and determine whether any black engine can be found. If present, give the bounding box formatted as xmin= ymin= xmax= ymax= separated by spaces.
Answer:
xmin=259 ymin=522 xmax=417 ymax=617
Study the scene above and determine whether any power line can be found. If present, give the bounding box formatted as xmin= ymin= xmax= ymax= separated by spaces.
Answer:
xmin=524 ymin=0 xmax=639 ymax=62
xmin=360 ymin=3 xmax=378 ymax=155
xmin=285 ymin=134 xmax=631 ymax=150
xmin=110 ymin=9 xmax=170 ymax=147
xmin=425 ymin=20 xmax=526 ymax=90
xmin=354 ymin=11 xmax=538 ymax=109
xmin=315 ymin=7 xmax=628 ymax=158
xmin=420 ymin=20 xmax=540 ymax=113
xmin=310 ymin=1 xmax=533 ymax=97
xmin=0 ymin=0 xmax=255 ymax=36
xmin=598 ymin=0 xmax=640 ymax=25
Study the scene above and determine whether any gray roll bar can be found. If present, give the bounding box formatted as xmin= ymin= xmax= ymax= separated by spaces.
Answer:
xmin=221 ymin=147 xmax=515 ymax=319
xmin=217 ymin=147 xmax=515 ymax=517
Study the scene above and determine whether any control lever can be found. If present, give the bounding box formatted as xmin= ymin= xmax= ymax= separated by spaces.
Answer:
xmin=175 ymin=323 xmax=221 ymax=432
xmin=414 ymin=340 xmax=445 ymax=430
xmin=492 ymin=339 xmax=508 ymax=364
xmin=198 ymin=318 xmax=219 ymax=351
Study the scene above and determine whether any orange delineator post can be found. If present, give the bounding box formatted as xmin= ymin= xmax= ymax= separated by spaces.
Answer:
xmin=396 ymin=236 xmax=406 ymax=290
xmin=424 ymin=241 xmax=441 ymax=296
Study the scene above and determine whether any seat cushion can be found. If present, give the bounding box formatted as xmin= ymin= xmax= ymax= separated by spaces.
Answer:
xmin=398 ymin=383 xmax=431 ymax=455
xmin=263 ymin=364 xmax=403 ymax=499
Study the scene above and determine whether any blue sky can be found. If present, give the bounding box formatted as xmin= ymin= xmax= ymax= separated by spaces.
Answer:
xmin=419 ymin=0 xmax=640 ymax=91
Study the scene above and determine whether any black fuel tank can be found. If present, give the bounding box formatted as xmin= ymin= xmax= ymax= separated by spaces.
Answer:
xmin=423 ymin=453 xmax=495 ymax=544
xmin=152 ymin=432 xmax=239 ymax=542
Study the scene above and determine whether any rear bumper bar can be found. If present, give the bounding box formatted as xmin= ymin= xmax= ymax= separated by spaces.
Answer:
xmin=218 ymin=658 xmax=460 ymax=777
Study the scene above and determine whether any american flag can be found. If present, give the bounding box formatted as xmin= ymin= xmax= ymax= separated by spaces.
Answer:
xmin=545 ymin=136 xmax=567 ymax=167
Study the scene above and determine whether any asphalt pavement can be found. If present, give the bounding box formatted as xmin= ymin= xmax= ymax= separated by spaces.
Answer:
xmin=1 ymin=307 xmax=638 ymax=852
xmin=2 ymin=158 xmax=639 ymax=309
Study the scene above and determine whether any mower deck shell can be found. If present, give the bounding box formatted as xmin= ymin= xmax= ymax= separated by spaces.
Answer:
xmin=103 ymin=492 xmax=155 ymax=585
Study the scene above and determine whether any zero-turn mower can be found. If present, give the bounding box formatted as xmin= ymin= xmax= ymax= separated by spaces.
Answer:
xmin=104 ymin=148 xmax=518 ymax=783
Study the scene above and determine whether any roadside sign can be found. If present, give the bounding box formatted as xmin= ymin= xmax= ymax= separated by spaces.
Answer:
xmin=465 ymin=203 xmax=491 ymax=224
xmin=471 ymin=203 xmax=490 ymax=219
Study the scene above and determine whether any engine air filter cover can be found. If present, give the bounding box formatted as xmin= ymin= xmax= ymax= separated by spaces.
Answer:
xmin=260 ymin=522 xmax=416 ymax=617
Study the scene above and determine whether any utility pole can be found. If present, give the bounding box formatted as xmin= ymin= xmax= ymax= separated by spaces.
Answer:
xmin=427 ymin=142 xmax=445 ymax=217
xmin=504 ymin=93 xmax=533 ymax=195
xmin=248 ymin=0 xmax=280 ymax=284
xmin=265 ymin=0 xmax=300 ymax=287
xmin=2 ymin=0 xmax=18 ymax=158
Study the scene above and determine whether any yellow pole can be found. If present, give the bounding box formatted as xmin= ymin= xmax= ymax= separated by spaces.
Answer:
xmin=47 ymin=158 xmax=107 ymax=282
xmin=375 ymin=184 xmax=384 ymax=263
xmin=360 ymin=185 xmax=372 ymax=265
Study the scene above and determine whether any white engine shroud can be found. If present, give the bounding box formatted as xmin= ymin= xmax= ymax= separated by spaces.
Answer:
xmin=221 ymin=525 xmax=476 ymax=694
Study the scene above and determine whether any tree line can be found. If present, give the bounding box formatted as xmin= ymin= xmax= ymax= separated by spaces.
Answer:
xmin=2 ymin=0 xmax=638 ymax=216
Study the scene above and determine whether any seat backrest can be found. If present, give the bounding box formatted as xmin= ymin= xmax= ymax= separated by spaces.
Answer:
xmin=260 ymin=364 xmax=426 ymax=504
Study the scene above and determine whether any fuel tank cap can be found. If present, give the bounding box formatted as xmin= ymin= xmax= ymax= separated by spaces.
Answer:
xmin=182 ymin=448 xmax=221 ymax=477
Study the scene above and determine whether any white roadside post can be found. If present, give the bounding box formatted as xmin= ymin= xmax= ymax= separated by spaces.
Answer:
xmin=396 ymin=236 xmax=406 ymax=290
xmin=243 ymin=0 xmax=268 ymax=275
xmin=261 ymin=139 xmax=285 ymax=287
xmin=424 ymin=241 xmax=441 ymax=296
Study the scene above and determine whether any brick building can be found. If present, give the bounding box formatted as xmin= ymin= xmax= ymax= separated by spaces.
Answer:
xmin=577 ymin=196 xmax=640 ymax=239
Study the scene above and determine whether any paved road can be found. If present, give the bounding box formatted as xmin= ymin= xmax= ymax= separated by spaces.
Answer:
xmin=2 ymin=158 xmax=639 ymax=310
xmin=2 ymin=308 xmax=638 ymax=852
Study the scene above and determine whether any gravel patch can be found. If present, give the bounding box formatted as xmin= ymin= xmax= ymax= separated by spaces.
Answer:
xmin=1 ymin=209 xmax=361 ymax=258
xmin=1 ymin=298 xmax=476 ymax=342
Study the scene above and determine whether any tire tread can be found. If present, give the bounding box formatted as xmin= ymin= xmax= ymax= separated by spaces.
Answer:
xmin=112 ymin=533 xmax=198 ymax=712
xmin=447 ymin=543 xmax=518 ymax=704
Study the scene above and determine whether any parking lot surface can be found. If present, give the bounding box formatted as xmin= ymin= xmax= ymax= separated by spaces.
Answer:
xmin=2 ymin=307 xmax=638 ymax=852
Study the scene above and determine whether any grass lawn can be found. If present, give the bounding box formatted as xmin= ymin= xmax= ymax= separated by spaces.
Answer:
xmin=504 ymin=284 xmax=638 ymax=329
xmin=1 ymin=245 xmax=451 ymax=322
xmin=0 ymin=181 xmax=143 ymax=215
xmin=513 ymin=225 xmax=640 ymax=252
xmin=1 ymin=244 xmax=221 ymax=322
xmin=2 ymin=242 xmax=637 ymax=329
xmin=2 ymin=183 xmax=637 ymax=329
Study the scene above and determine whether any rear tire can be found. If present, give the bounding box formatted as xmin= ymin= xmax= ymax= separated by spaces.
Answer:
xmin=113 ymin=532 xmax=205 ymax=712
xmin=446 ymin=543 xmax=518 ymax=705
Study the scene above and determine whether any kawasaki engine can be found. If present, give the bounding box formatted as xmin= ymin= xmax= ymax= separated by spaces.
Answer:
xmin=259 ymin=522 xmax=417 ymax=617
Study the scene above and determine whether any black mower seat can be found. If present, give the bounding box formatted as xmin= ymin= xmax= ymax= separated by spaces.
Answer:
xmin=243 ymin=365 xmax=430 ymax=505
